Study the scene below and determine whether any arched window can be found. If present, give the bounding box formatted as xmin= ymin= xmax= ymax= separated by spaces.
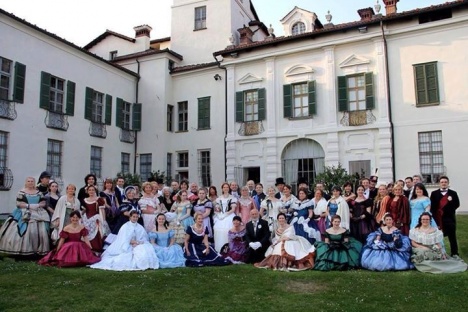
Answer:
xmin=292 ymin=22 xmax=306 ymax=35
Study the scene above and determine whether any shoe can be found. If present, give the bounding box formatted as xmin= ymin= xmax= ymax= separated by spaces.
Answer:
xmin=452 ymin=255 xmax=461 ymax=260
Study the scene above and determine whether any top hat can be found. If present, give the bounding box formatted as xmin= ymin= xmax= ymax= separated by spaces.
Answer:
xmin=275 ymin=177 xmax=285 ymax=186
xmin=297 ymin=176 xmax=308 ymax=185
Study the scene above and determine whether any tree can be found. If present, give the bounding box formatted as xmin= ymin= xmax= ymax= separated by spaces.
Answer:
xmin=314 ymin=163 xmax=360 ymax=193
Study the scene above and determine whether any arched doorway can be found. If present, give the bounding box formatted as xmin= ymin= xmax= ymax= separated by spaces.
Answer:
xmin=281 ymin=139 xmax=325 ymax=193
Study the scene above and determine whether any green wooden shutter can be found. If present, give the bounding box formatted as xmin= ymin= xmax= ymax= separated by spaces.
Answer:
xmin=337 ymin=76 xmax=348 ymax=112
xmin=365 ymin=73 xmax=374 ymax=110
xmin=308 ymin=80 xmax=317 ymax=115
xmin=283 ymin=84 xmax=292 ymax=118
xmin=65 ymin=80 xmax=75 ymax=116
xmin=13 ymin=62 xmax=26 ymax=103
xmin=40 ymin=71 xmax=51 ymax=109
xmin=132 ymin=103 xmax=142 ymax=131
xmin=105 ymin=94 xmax=112 ymax=125
xmin=116 ymin=98 xmax=124 ymax=128
xmin=414 ymin=65 xmax=427 ymax=104
xmin=257 ymin=88 xmax=266 ymax=121
xmin=425 ymin=63 xmax=439 ymax=104
xmin=198 ymin=97 xmax=210 ymax=129
xmin=235 ymin=91 xmax=244 ymax=122
xmin=84 ymin=87 xmax=93 ymax=120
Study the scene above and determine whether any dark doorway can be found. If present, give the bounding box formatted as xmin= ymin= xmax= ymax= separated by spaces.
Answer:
xmin=246 ymin=167 xmax=260 ymax=184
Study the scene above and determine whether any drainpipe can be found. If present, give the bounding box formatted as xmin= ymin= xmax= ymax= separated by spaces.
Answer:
xmin=381 ymin=21 xmax=396 ymax=181
xmin=133 ymin=59 xmax=140 ymax=174
xmin=213 ymin=55 xmax=228 ymax=181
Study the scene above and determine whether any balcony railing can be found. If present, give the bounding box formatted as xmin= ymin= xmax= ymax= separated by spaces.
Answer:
xmin=0 ymin=167 xmax=14 ymax=190
xmin=340 ymin=110 xmax=376 ymax=127
xmin=45 ymin=111 xmax=69 ymax=131
xmin=0 ymin=100 xmax=17 ymax=120
xmin=120 ymin=129 xmax=135 ymax=143
xmin=238 ymin=120 xmax=264 ymax=136
xmin=89 ymin=121 xmax=107 ymax=138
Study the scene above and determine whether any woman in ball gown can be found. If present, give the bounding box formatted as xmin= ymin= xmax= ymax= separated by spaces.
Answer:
xmin=113 ymin=186 xmax=143 ymax=235
xmin=99 ymin=178 xmax=120 ymax=233
xmin=90 ymin=210 xmax=159 ymax=271
xmin=379 ymin=184 xmax=410 ymax=235
xmin=192 ymin=188 xmax=213 ymax=238
xmin=149 ymin=213 xmax=185 ymax=268
xmin=342 ymin=182 xmax=356 ymax=205
xmin=159 ymin=186 xmax=173 ymax=213
xmin=139 ymin=182 xmax=160 ymax=232
xmin=44 ymin=181 xmax=60 ymax=218
xmin=290 ymin=188 xmax=321 ymax=245
xmin=326 ymin=186 xmax=350 ymax=231
xmin=170 ymin=190 xmax=194 ymax=245
xmin=350 ymin=185 xmax=376 ymax=243
xmin=51 ymin=184 xmax=81 ymax=244
xmin=409 ymin=183 xmax=437 ymax=229
xmin=238 ymin=186 xmax=256 ymax=225
xmin=77 ymin=173 xmax=97 ymax=205
xmin=410 ymin=212 xmax=467 ymax=274
xmin=255 ymin=213 xmax=315 ymax=271
xmin=279 ymin=184 xmax=297 ymax=223
xmin=311 ymin=189 xmax=328 ymax=236
xmin=372 ymin=183 xmax=388 ymax=225
xmin=80 ymin=185 xmax=110 ymax=252
xmin=0 ymin=177 xmax=50 ymax=256
xmin=314 ymin=215 xmax=362 ymax=271
xmin=221 ymin=216 xmax=248 ymax=264
xmin=260 ymin=186 xmax=284 ymax=235
xmin=361 ymin=213 xmax=413 ymax=271
xmin=213 ymin=182 xmax=238 ymax=252
xmin=184 ymin=212 xmax=230 ymax=267
xmin=39 ymin=211 xmax=100 ymax=267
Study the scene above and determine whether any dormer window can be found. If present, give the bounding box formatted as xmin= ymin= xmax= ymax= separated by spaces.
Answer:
xmin=292 ymin=22 xmax=306 ymax=35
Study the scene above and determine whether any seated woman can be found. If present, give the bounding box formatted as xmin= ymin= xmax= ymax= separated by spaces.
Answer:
xmin=39 ymin=211 xmax=100 ymax=267
xmin=112 ymin=186 xmax=143 ymax=235
xmin=255 ymin=213 xmax=315 ymax=271
xmin=184 ymin=212 xmax=230 ymax=267
xmin=221 ymin=216 xmax=248 ymax=264
xmin=314 ymin=215 xmax=362 ymax=271
xmin=409 ymin=212 xmax=467 ymax=274
xmin=90 ymin=210 xmax=159 ymax=271
xmin=361 ymin=213 xmax=413 ymax=271
xmin=149 ymin=213 xmax=186 ymax=269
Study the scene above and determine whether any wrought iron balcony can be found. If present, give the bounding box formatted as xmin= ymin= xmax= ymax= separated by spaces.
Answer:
xmin=120 ymin=129 xmax=135 ymax=143
xmin=89 ymin=121 xmax=107 ymax=138
xmin=0 ymin=99 xmax=17 ymax=120
xmin=340 ymin=110 xmax=376 ymax=127
xmin=45 ymin=111 xmax=69 ymax=130
xmin=0 ymin=167 xmax=14 ymax=190
xmin=238 ymin=120 xmax=264 ymax=136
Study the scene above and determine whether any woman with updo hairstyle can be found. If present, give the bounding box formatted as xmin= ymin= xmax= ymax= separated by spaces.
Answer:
xmin=350 ymin=185 xmax=376 ymax=243
xmin=314 ymin=215 xmax=362 ymax=271
xmin=221 ymin=215 xmax=248 ymax=264
xmin=81 ymin=184 xmax=110 ymax=252
xmin=39 ymin=211 xmax=100 ymax=267
xmin=149 ymin=213 xmax=185 ymax=268
xmin=361 ymin=213 xmax=413 ymax=271
xmin=170 ymin=190 xmax=194 ymax=245
xmin=51 ymin=184 xmax=81 ymax=244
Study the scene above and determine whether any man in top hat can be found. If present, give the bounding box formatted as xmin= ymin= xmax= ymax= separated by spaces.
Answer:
xmin=274 ymin=177 xmax=285 ymax=199
xmin=369 ymin=175 xmax=378 ymax=200
xmin=37 ymin=171 xmax=51 ymax=194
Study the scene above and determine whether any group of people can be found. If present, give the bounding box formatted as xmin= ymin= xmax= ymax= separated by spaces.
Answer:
xmin=0 ymin=172 xmax=465 ymax=274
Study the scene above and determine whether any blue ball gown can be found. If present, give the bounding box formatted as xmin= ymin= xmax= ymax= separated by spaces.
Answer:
xmin=409 ymin=198 xmax=437 ymax=229
xmin=361 ymin=228 xmax=414 ymax=271
xmin=149 ymin=230 xmax=186 ymax=268
xmin=184 ymin=226 xmax=230 ymax=267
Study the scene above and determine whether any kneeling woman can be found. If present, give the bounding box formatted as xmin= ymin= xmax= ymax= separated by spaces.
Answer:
xmin=184 ymin=212 xmax=230 ymax=267
xmin=361 ymin=213 xmax=413 ymax=271
xmin=255 ymin=213 xmax=315 ymax=271
xmin=90 ymin=210 xmax=159 ymax=271
xmin=314 ymin=215 xmax=362 ymax=271
xmin=39 ymin=211 xmax=100 ymax=267
xmin=149 ymin=213 xmax=186 ymax=268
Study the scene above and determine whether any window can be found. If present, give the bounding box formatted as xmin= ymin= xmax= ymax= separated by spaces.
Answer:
xmin=413 ymin=62 xmax=439 ymax=106
xmin=85 ymin=87 xmax=112 ymax=125
xmin=116 ymin=98 xmax=141 ymax=131
xmin=140 ymin=153 xmax=152 ymax=182
xmin=0 ymin=131 xmax=8 ymax=168
xmin=283 ymin=81 xmax=316 ymax=118
xmin=1 ymin=57 xmax=26 ymax=103
xmin=178 ymin=152 xmax=189 ymax=168
xmin=178 ymin=101 xmax=188 ymax=131
xmin=194 ymin=6 xmax=207 ymax=30
xmin=40 ymin=72 xmax=75 ymax=114
xmin=167 ymin=105 xmax=173 ymax=132
xmin=292 ymin=22 xmax=306 ymax=35
xmin=47 ymin=139 xmax=62 ymax=178
xmin=90 ymin=146 xmax=102 ymax=177
xmin=349 ymin=160 xmax=371 ymax=178
xmin=121 ymin=152 xmax=130 ymax=174
xmin=199 ymin=150 xmax=211 ymax=187
xmin=418 ymin=131 xmax=444 ymax=184
xmin=337 ymin=73 xmax=374 ymax=112
xmin=235 ymin=89 xmax=266 ymax=122
xmin=166 ymin=153 xmax=172 ymax=180
xmin=198 ymin=97 xmax=210 ymax=130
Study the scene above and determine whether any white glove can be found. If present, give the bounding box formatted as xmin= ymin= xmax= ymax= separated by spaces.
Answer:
xmin=304 ymin=218 xmax=310 ymax=223
xmin=254 ymin=242 xmax=262 ymax=249
xmin=29 ymin=204 xmax=39 ymax=209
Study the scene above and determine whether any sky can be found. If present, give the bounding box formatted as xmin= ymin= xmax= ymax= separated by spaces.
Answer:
xmin=0 ymin=0 xmax=449 ymax=47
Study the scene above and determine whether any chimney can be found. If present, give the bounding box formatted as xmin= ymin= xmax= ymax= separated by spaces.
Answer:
xmin=134 ymin=25 xmax=152 ymax=51
xmin=357 ymin=7 xmax=375 ymax=21
xmin=382 ymin=0 xmax=399 ymax=15
xmin=237 ymin=26 xmax=254 ymax=45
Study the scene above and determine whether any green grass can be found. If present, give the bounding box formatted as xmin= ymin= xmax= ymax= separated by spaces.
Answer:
xmin=1 ymin=217 xmax=467 ymax=312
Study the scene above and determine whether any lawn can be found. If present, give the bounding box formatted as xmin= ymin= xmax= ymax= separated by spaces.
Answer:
xmin=1 ymin=217 xmax=467 ymax=312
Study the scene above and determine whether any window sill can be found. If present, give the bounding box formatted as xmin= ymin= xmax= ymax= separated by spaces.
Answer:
xmin=288 ymin=116 xmax=313 ymax=121
xmin=175 ymin=130 xmax=189 ymax=133
xmin=193 ymin=27 xmax=207 ymax=31
xmin=197 ymin=127 xmax=211 ymax=131
xmin=416 ymin=102 xmax=440 ymax=107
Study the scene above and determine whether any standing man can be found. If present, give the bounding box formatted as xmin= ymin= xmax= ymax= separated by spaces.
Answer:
xmin=315 ymin=182 xmax=330 ymax=201
xmin=37 ymin=171 xmax=51 ymax=194
xmin=245 ymin=209 xmax=271 ymax=263
xmin=361 ymin=178 xmax=371 ymax=199
xmin=369 ymin=176 xmax=378 ymax=200
xmin=246 ymin=180 xmax=257 ymax=197
xmin=115 ymin=176 xmax=125 ymax=206
xmin=274 ymin=177 xmax=285 ymax=199
xmin=404 ymin=177 xmax=414 ymax=199
xmin=430 ymin=176 xmax=460 ymax=258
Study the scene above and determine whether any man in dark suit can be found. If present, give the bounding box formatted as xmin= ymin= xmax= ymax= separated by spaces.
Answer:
xmin=274 ymin=177 xmax=285 ymax=199
xmin=430 ymin=176 xmax=460 ymax=257
xmin=246 ymin=180 xmax=257 ymax=197
xmin=245 ymin=209 xmax=271 ymax=263
xmin=114 ymin=176 xmax=125 ymax=206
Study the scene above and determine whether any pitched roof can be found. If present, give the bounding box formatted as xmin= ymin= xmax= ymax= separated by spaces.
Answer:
xmin=112 ymin=48 xmax=183 ymax=62
xmin=150 ymin=36 xmax=171 ymax=44
xmin=170 ymin=61 xmax=219 ymax=74
xmin=83 ymin=30 xmax=135 ymax=50
xmin=214 ymin=0 xmax=468 ymax=57
xmin=0 ymin=8 xmax=139 ymax=78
